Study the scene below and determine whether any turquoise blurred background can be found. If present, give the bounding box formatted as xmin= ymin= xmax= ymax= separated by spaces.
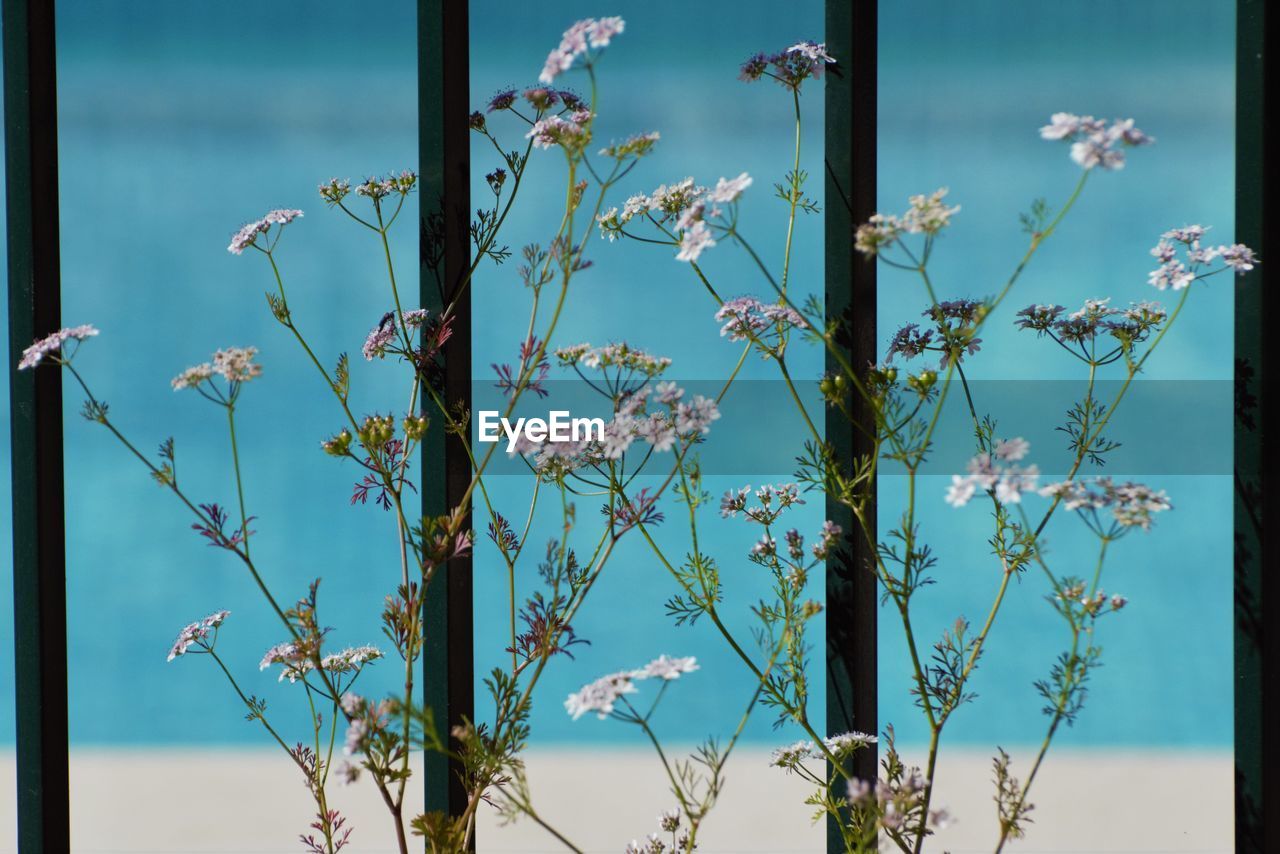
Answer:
xmin=0 ymin=0 xmax=1234 ymax=756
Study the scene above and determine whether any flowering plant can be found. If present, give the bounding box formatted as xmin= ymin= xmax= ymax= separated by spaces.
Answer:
xmin=19 ymin=16 xmax=1255 ymax=854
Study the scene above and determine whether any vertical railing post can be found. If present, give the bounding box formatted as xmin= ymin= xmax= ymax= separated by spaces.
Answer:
xmin=824 ymin=0 xmax=878 ymax=849
xmin=1234 ymin=1 xmax=1271 ymax=851
xmin=419 ymin=0 xmax=473 ymax=828
xmin=4 ymin=0 xmax=71 ymax=850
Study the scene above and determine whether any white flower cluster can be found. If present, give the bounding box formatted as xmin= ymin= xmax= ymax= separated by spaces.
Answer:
xmin=166 ymin=609 xmax=230 ymax=662
xmin=508 ymin=369 xmax=718 ymax=472
xmin=945 ymin=438 xmax=1039 ymax=507
xmin=855 ymin=188 xmax=960 ymax=257
xmin=526 ymin=113 xmax=592 ymax=151
xmin=1149 ymin=225 xmax=1257 ymax=291
xmin=538 ymin=16 xmax=625 ymax=84
xmin=770 ymin=730 xmax=876 ymax=769
xmin=363 ymin=309 xmax=431 ymax=361
xmin=1039 ymin=477 xmax=1172 ymax=532
xmin=719 ymin=482 xmax=805 ymax=523
xmin=227 ymin=208 xmax=303 ymax=255
xmin=596 ymin=173 xmax=753 ymax=262
xmin=714 ymin=296 xmax=808 ymax=342
xmin=554 ymin=341 xmax=672 ymax=376
xmin=258 ymin=641 xmax=384 ymax=683
xmin=172 ymin=346 xmax=262 ymax=391
xmin=17 ymin=324 xmax=99 ymax=371
xmin=1039 ymin=113 xmax=1153 ymax=170
xmin=565 ymin=655 xmax=699 ymax=720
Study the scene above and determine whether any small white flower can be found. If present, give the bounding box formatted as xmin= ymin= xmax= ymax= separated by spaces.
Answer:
xmin=635 ymin=654 xmax=699 ymax=681
xmin=17 ymin=324 xmax=99 ymax=371
xmin=705 ymin=172 xmax=753 ymax=204
xmin=564 ymin=671 xmax=637 ymax=720
xmin=676 ymin=219 xmax=716 ymax=262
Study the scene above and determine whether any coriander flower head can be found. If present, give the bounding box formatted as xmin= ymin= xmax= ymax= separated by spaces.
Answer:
xmin=946 ymin=441 xmax=1039 ymax=508
xmin=166 ymin=609 xmax=230 ymax=662
xmin=538 ymin=17 xmax=626 ymax=85
xmin=17 ymin=324 xmax=99 ymax=371
xmin=228 ymin=209 xmax=303 ymax=254
xmin=1038 ymin=112 xmax=1153 ymax=171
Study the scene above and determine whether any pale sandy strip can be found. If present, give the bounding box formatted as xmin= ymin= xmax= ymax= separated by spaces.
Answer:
xmin=0 ymin=747 xmax=1231 ymax=853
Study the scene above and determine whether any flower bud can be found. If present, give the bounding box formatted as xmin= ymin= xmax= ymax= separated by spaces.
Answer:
xmin=907 ymin=369 xmax=937 ymax=396
xmin=322 ymin=428 xmax=353 ymax=457
xmin=357 ymin=415 xmax=395 ymax=449
xmin=819 ymin=372 xmax=848 ymax=402
xmin=403 ymin=414 xmax=429 ymax=442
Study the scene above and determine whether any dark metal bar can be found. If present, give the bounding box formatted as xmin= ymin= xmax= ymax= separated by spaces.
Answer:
xmin=4 ymin=0 xmax=71 ymax=849
xmin=419 ymin=0 xmax=474 ymax=826
xmin=1234 ymin=1 xmax=1271 ymax=850
xmin=824 ymin=0 xmax=878 ymax=849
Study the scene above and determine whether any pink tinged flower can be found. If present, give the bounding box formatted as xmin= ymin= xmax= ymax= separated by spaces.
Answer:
xmin=343 ymin=718 xmax=368 ymax=756
xmin=172 ymin=363 xmax=214 ymax=390
xmin=949 ymin=444 xmax=1038 ymax=507
xmin=706 ymin=172 xmax=753 ymax=204
xmin=637 ymin=414 xmax=677 ymax=452
xmin=321 ymin=645 xmax=385 ymax=674
xmin=18 ymin=324 xmax=99 ymax=370
xmin=227 ymin=209 xmax=301 ymax=255
xmin=526 ymin=115 xmax=586 ymax=150
xmin=787 ymin=40 xmax=835 ymax=65
xmin=1045 ymin=114 xmax=1150 ymax=171
xmin=539 ymin=17 xmax=625 ymax=84
xmin=945 ymin=475 xmax=977 ymax=508
xmin=166 ymin=610 xmax=229 ymax=662
xmin=1108 ymin=118 xmax=1154 ymax=147
xmin=855 ymin=213 xmax=902 ymax=256
xmin=212 ymin=346 xmax=262 ymax=383
xmin=994 ymin=465 xmax=1040 ymax=504
xmin=994 ymin=436 xmax=1030 ymax=462
xmin=676 ymin=219 xmax=715 ymax=262
xmin=260 ymin=641 xmax=314 ymax=682
xmin=902 ymin=188 xmax=960 ymax=234
xmin=228 ymin=219 xmax=267 ymax=254
xmin=771 ymin=739 xmax=815 ymax=768
xmin=751 ymin=534 xmax=777 ymax=557
xmin=654 ymin=380 xmax=683 ymax=404
xmin=1149 ymin=240 xmax=1177 ymax=263
xmin=264 ymin=208 xmax=303 ymax=226
xmin=167 ymin=610 xmax=229 ymax=661
xmin=1148 ymin=260 xmax=1194 ymax=291
xmin=600 ymin=415 xmax=637 ymax=460
xmin=823 ymin=731 xmax=877 ymax=756
xmin=1039 ymin=112 xmax=1081 ymax=140
xmin=634 ymin=654 xmax=698 ymax=681
xmin=167 ymin=621 xmax=208 ymax=661
xmin=811 ymin=520 xmax=843 ymax=560
xmin=674 ymin=394 xmax=720 ymax=435
xmin=720 ymin=485 xmax=750 ymax=518
xmin=1070 ymin=137 xmax=1125 ymax=170
xmin=363 ymin=314 xmax=399 ymax=361
xmin=1218 ymin=243 xmax=1258 ymax=273
xmin=539 ymin=49 xmax=573 ymax=84
xmin=564 ymin=671 xmax=637 ymax=720
xmin=1111 ymin=594 xmax=1128 ymax=611
xmin=1163 ymin=225 xmax=1208 ymax=244
xmin=587 ymin=16 xmax=625 ymax=47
